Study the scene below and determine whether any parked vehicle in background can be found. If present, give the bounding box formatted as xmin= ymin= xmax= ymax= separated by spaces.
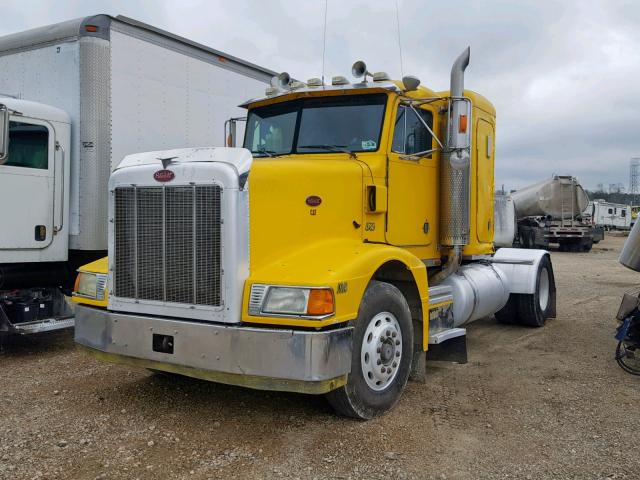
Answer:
xmin=631 ymin=206 xmax=640 ymax=227
xmin=0 ymin=14 xmax=274 ymax=336
xmin=584 ymin=200 xmax=631 ymax=231
xmin=495 ymin=176 xmax=603 ymax=252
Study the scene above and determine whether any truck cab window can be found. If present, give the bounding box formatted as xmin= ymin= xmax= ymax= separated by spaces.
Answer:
xmin=391 ymin=106 xmax=433 ymax=155
xmin=246 ymin=108 xmax=297 ymax=156
xmin=243 ymin=94 xmax=387 ymax=157
xmin=3 ymin=122 xmax=49 ymax=169
xmin=296 ymin=95 xmax=386 ymax=153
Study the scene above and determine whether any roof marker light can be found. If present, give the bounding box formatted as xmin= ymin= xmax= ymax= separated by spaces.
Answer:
xmin=372 ymin=72 xmax=391 ymax=82
xmin=331 ymin=76 xmax=349 ymax=86
xmin=402 ymin=75 xmax=421 ymax=91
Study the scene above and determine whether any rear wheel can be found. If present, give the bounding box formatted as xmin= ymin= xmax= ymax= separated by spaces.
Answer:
xmin=495 ymin=255 xmax=555 ymax=327
xmin=515 ymin=255 xmax=554 ymax=327
xmin=326 ymin=281 xmax=413 ymax=420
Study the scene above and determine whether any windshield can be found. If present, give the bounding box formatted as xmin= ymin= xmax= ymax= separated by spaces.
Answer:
xmin=243 ymin=93 xmax=387 ymax=157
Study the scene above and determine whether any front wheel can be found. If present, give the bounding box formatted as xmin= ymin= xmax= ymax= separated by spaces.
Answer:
xmin=326 ymin=281 xmax=413 ymax=420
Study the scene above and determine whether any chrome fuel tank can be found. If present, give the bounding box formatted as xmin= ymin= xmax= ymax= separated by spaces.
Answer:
xmin=441 ymin=263 xmax=510 ymax=327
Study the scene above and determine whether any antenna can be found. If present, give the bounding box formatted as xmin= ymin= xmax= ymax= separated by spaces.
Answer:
xmin=322 ymin=0 xmax=328 ymax=84
xmin=395 ymin=0 xmax=404 ymax=78
xmin=631 ymin=157 xmax=640 ymax=205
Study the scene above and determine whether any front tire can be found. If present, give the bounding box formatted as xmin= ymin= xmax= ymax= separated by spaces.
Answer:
xmin=326 ymin=281 xmax=413 ymax=420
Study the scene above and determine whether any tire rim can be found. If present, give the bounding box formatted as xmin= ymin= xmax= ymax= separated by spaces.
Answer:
xmin=538 ymin=267 xmax=550 ymax=311
xmin=361 ymin=311 xmax=402 ymax=391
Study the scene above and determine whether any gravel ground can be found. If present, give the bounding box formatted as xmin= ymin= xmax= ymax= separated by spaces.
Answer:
xmin=2 ymin=234 xmax=640 ymax=480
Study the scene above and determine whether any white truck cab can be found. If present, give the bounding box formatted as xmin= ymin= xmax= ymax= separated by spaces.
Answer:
xmin=0 ymin=14 xmax=274 ymax=336
xmin=0 ymin=98 xmax=71 ymax=263
xmin=0 ymin=99 xmax=75 ymax=334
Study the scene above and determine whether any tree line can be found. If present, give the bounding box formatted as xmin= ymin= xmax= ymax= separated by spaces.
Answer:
xmin=586 ymin=190 xmax=640 ymax=205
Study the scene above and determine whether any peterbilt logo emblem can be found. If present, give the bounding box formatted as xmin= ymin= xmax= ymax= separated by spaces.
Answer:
xmin=154 ymin=170 xmax=175 ymax=182
xmin=306 ymin=195 xmax=322 ymax=207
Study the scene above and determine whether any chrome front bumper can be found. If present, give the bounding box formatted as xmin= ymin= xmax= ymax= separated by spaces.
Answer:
xmin=74 ymin=305 xmax=353 ymax=394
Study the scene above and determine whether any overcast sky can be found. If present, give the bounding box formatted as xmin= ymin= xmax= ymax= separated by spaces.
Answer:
xmin=2 ymin=0 xmax=638 ymax=191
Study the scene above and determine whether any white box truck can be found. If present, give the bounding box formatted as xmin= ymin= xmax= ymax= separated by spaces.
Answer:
xmin=0 ymin=14 xmax=274 ymax=335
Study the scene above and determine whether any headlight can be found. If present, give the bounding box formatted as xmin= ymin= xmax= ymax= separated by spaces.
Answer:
xmin=263 ymin=287 xmax=309 ymax=314
xmin=74 ymin=272 xmax=107 ymax=300
xmin=251 ymin=285 xmax=334 ymax=318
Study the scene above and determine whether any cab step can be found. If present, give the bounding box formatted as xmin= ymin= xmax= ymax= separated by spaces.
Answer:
xmin=11 ymin=317 xmax=75 ymax=334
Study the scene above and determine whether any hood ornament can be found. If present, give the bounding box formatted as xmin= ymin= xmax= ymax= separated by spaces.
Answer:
xmin=157 ymin=156 xmax=178 ymax=169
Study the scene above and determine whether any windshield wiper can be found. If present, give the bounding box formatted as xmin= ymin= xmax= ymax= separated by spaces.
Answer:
xmin=298 ymin=144 xmax=357 ymax=158
xmin=251 ymin=147 xmax=277 ymax=157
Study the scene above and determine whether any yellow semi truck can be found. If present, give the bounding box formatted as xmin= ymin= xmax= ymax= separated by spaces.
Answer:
xmin=72 ymin=48 xmax=556 ymax=419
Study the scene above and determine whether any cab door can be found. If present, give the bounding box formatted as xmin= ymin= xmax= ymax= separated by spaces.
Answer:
xmin=385 ymin=103 xmax=437 ymax=248
xmin=0 ymin=117 xmax=56 ymax=249
xmin=475 ymin=119 xmax=495 ymax=243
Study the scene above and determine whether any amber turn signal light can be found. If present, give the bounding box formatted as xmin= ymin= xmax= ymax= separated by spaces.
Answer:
xmin=307 ymin=289 xmax=334 ymax=316
xmin=458 ymin=114 xmax=468 ymax=134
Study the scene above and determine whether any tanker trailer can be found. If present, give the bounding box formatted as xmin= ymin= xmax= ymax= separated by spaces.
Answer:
xmin=510 ymin=175 xmax=602 ymax=252
xmin=494 ymin=193 xmax=517 ymax=247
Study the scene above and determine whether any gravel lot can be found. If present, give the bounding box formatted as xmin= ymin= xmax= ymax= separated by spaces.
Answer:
xmin=2 ymin=234 xmax=640 ymax=480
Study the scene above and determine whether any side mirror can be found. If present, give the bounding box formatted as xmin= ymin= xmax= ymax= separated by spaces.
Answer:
xmin=224 ymin=116 xmax=246 ymax=148
xmin=0 ymin=104 xmax=8 ymax=164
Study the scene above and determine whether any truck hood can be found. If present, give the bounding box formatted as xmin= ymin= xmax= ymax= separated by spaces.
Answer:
xmin=112 ymin=147 xmax=366 ymax=278
xmin=115 ymin=147 xmax=253 ymax=181
xmin=248 ymin=157 xmax=365 ymax=276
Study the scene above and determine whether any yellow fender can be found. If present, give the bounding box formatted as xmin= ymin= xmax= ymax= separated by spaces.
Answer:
xmin=243 ymin=239 xmax=430 ymax=346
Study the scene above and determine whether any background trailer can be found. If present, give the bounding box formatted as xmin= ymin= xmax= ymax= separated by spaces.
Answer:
xmin=0 ymin=14 xmax=274 ymax=334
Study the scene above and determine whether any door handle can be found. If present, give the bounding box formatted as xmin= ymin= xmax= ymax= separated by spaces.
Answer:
xmin=54 ymin=141 xmax=65 ymax=233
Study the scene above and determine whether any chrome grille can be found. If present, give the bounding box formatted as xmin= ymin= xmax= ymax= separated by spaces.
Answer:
xmin=114 ymin=185 xmax=222 ymax=306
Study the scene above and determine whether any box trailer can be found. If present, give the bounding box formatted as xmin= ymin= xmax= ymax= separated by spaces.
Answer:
xmin=0 ymin=14 xmax=274 ymax=335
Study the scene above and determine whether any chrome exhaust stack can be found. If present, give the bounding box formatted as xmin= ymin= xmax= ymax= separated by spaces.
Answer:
xmin=441 ymin=46 xmax=471 ymax=247
xmin=429 ymin=48 xmax=556 ymax=331
xmin=433 ymin=47 xmax=472 ymax=284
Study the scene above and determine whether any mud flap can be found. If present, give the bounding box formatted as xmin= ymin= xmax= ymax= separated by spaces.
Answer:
xmin=426 ymin=335 xmax=468 ymax=364
xmin=426 ymin=328 xmax=468 ymax=364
